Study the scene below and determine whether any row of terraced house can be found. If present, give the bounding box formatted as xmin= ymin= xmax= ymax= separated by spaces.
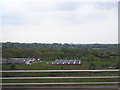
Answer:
xmin=0 ymin=58 xmax=42 ymax=65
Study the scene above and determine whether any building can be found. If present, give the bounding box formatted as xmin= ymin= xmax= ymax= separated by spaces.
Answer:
xmin=51 ymin=59 xmax=81 ymax=65
xmin=1 ymin=58 xmax=36 ymax=65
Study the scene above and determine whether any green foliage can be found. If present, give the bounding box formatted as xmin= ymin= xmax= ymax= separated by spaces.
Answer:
xmin=10 ymin=64 xmax=16 ymax=70
xmin=89 ymin=63 xmax=96 ymax=69
xmin=2 ymin=42 xmax=118 ymax=61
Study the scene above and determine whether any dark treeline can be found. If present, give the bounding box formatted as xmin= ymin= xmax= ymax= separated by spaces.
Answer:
xmin=2 ymin=42 xmax=118 ymax=60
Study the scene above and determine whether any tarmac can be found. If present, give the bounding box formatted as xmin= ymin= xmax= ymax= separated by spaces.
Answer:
xmin=2 ymin=86 xmax=119 ymax=90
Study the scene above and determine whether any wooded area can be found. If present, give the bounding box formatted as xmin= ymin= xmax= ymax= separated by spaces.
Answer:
xmin=2 ymin=42 xmax=118 ymax=73
xmin=2 ymin=42 xmax=118 ymax=61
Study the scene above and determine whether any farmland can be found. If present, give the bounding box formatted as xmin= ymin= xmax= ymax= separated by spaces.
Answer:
xmin=2 ymin=42 xmax=118 ymax=70
xmin=1 ymin=42 xmax=119 ymax=87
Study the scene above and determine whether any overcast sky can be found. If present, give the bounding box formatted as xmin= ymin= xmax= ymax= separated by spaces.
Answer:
xmin=0 ymin=0 xmax=118 ymax=44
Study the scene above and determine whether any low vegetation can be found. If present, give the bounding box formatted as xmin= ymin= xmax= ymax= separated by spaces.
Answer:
xmin=2 ymin=42 xmax=118 ymax=87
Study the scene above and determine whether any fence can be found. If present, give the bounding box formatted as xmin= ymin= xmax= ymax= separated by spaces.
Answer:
xmin=1 ymin=69 xmax=119 ymax=86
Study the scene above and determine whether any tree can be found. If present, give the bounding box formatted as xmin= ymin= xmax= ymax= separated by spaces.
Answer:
xmin=89 ymin=63 xmax=96 ymax=69
xmin=10 ymin=64 xmax=16 ymax=70
xmin=86 ymin=54 xmax=96 ymax=62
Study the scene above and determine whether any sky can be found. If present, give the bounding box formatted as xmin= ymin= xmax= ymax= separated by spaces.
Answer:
xmin=0 ymin=0 xmax=119 ymax=44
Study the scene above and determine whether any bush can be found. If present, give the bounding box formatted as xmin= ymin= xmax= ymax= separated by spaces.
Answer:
xmin=89 ymin=63 xmax=96 ymax=69
xmin=10 ymin=64 xmax=16 ymax=70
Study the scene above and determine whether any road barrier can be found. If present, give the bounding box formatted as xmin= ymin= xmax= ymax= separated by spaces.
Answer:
xmin=1 ymin=69 xmax=119 ymax=86
xmin=1 ymin=69 xmax=119 ymax=72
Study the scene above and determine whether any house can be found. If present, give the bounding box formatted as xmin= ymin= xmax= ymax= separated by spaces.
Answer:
xmin=1 ymin=58 xmax=36 ymax=65
xmin=52 ymin=59 xmax=81 ymax=65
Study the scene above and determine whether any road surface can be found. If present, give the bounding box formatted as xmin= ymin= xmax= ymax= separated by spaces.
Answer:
xmin=2 ymin=86 xmax=119 ymax=90
xmin=1 ymin=82 xmax=118 ymax=85
xmin=1 ymin=76 xmax=119 ymax=79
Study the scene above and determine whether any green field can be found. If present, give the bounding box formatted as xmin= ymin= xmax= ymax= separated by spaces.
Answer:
xmin=2 ymin=57 xmax=118 ymax=87
xmin=2 ymin=56 xmax=118 ymax=70
xmin=2 ymin=43 xmax=119 ymax=87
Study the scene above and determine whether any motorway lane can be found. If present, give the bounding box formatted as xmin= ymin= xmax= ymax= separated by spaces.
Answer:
xmin=1 ymin=82 xmax=118 ymax=85
xmin=1 ymin=76 xmax=119 ymax=79
xmin=2 ymin=86 xmax=119 ymax=90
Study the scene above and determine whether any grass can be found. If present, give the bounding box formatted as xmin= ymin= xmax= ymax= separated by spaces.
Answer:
xmin=2 ymin=72 xmax=118 ymax=77
xmin=2 ymin=78 xmax=118 ymax=83
xmin=2 ymin=84 xmax=118 ymax=88
xmin=2 ymin=61 xmax=88 ymax=70
xmin=2 ymin=56 xmax=118 ymax=70
xmin=2 ymin=56 xmax=118 ymax=87
xmin=2 ymin=78 xmax=118 ymax=87
xmin=2 ymin=71 xmax=118 ymax=87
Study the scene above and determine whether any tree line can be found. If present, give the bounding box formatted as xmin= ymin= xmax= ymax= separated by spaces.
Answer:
xmin=2 ymin=42 xmax=118 ymax=61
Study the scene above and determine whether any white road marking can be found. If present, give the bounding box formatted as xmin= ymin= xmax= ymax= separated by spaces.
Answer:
xmin=1 ymin=76 xmax=119 ymax=79
xmin=1 ymin=82 xmax=118 ymax=85
xmin=1 ymin=69 xmax=118 ymax=72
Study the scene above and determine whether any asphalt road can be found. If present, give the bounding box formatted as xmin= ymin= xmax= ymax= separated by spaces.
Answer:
xmin=2 ymin=86 xmax=119 ymax=90
xmin=1 ymin=76 xmax=119 ymax=79
xmin=1 ymin=82 xmax=118 ymax=85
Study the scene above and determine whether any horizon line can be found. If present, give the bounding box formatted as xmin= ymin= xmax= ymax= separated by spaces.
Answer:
xmin=0 ymin=41 xmax=118 ymax=44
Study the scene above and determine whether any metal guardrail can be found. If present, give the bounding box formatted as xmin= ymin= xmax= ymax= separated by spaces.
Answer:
xmin=1 ymin=69 xmax=119 ymax=86
xmin=1 ymin=69 xmax=119 ymax=72
xmin=1 ymin=76 xmax=119 ymax=79
xmin=1 ymin=82 xmax=119 ymax=85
